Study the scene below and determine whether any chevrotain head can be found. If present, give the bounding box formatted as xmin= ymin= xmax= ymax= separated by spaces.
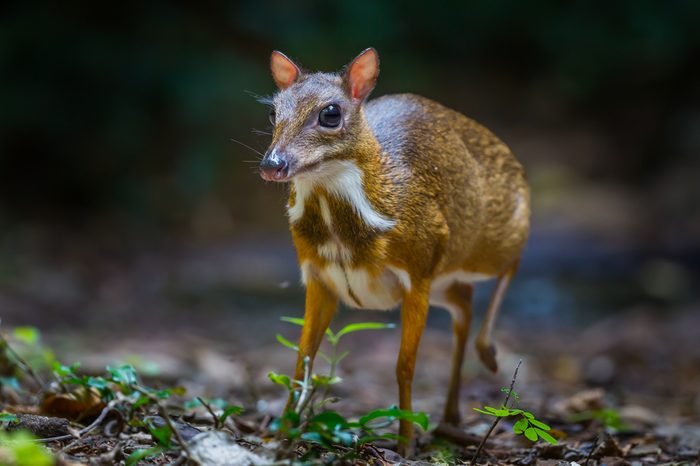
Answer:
xmin=260 ymin=48 xmax=380 ymax=182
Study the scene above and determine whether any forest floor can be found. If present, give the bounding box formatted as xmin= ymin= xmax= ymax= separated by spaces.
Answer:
xmin=1 ymin=303 xmax=698 ymax=465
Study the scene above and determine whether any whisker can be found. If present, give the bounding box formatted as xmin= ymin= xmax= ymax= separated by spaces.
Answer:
xmin=230 ymin=138 xmax=265 ymax=157
xmin=252 ymin=128 xmax=272 ymax=136
xmin=245 ymin=90 xmax=274 ymax=106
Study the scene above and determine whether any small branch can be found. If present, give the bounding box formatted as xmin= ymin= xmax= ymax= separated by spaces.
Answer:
xmin=129 ymin=384 xmax=193 ymax=459
xmin=584 ymin=434 xmax=599 ymax=466
xmin=35 ymin=404 xmax=115 ymax=443
xmin=0 ymin=334 xmax=45 ymax=389
xmin=146 ymin=392 xmax=193 ymax=459
xmin=470 ymin=359 xmax=522 ymax=466
xmin=294 ymin=356 xmax=312 ymax=414
xmin=197 ymin=397 xmax=221 ymax=429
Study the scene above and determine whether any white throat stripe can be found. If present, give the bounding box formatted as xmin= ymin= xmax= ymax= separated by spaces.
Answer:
xmin=287 ymin=160 xmax=395 ymax=231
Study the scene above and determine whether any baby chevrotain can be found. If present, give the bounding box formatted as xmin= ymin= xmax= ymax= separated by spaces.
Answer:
xmin=259 ymin=48 xmax=530 ymax=454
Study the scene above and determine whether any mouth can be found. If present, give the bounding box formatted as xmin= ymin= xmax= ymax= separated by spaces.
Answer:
xmin=260 ymin=160 xmax=322 ymax=182
xmin=291 ymin=160 xmax=322 ymax=178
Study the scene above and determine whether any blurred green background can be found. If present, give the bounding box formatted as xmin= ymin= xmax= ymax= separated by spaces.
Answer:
xmin=0 ymin=1 xmax=699 ymax=337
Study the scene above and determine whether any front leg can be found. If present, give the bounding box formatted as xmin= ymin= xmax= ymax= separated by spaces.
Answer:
xmin=396 ymin=279 xmax=430 ymax=457
xmin=287 ymin=276 xmax=338 ymax=410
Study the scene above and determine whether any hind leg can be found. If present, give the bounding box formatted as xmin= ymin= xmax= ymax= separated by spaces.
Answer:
xmin=441 ymin=282 xmax=474 ymax=425
xmin=475 ymin=261 xmax=519 ymax=372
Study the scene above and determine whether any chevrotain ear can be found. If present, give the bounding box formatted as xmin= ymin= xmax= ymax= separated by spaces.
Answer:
xmin=270 ymin=51 xmax=301 ymax=90
xmin=344 ymin=47 xmax=379 ymax=101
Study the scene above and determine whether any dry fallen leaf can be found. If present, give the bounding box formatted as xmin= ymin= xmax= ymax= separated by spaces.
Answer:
xmin=41 ymin=387 xmax=105 ymax=421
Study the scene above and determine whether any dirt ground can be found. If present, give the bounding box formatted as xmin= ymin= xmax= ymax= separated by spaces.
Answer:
xmin=1 ymin=235 xmax=698 ymax=465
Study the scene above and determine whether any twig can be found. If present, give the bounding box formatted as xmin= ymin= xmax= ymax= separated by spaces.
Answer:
xmin=196 ymin=396 xmax=221 ymax=429
xmin=148 ymin=393 xmax=193 ymax=459
xmin=0 ymin=333 xmax=45 ymax=388
xmin=584 ymin=434 xmax=599 ymax=466
xmin=35 ymin=404 xmax=115 ymax=443
xmin=294 ymin=356 xmax=312 ymax=414
xmin=470 ymin=359 xmax=523 ymax=466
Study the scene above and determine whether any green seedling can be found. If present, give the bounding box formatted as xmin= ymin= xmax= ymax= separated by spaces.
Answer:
xmin=269 ymin=318 xmax=429 ymax=461
xmin=474 ymin=405 xmax=557 ymax=444
xmin=569 ymin=408 xmax=627 ymax=432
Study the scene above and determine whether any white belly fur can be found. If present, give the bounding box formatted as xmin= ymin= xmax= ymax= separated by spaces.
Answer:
xmin=429 ymin=270 xmax=494 ymax=312
xmin=303 ymin=263 xmax=494 ymax=312
xmin=311 ymin=263 xmax=402 ymax=310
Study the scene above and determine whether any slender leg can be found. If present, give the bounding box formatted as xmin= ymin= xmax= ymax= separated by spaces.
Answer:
xmin=475 ymin=261 xmax=519 ymax=372
xmin=286 ymin=277 xmax=337 ymax=410
xmin=442 ymin=282 xmax=474 ymax=425
xmin=396 ymin=280 xmax=430 ymax=457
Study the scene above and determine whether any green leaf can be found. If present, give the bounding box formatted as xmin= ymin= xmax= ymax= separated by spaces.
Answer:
xmin=86 ymin=376 xmax=109 ymax=390
xmin=523 ymin=427 xmax=538 ymax=441
xmin=0 ymin=376 xmax=21 ymax=390
xmin=325 ymin=328 xmax=338 ymax=345
xmin=148 ymin=424 xmax=173 ymax=447
xmin=0 ymin=431 xmax=54 ymax=466
xmin=219 ymin=405 xmax=244 ymax=423
xmin=335 ymin=322 xmax=395 ymax=340
xmin=333 ymin=429 xmax=355 ymax=446
xmin=126 ymin=447 xmax=164 ymax=466
xmin=268 ymin=371 xmax=292 ymax=390
xmin=317 ymin=351 xmax=332 ymax=364
xmin=0 ymin=412 xmax=19 ymax=424
xmin=513 ymin=418 xmax=529 ymax=434
xmin=52 ymin=361 xmax=80 ymax=377
xmin=534 ymin=428 xmax=558 ymax=445
xmin=309 ymin=411 xmax=348 ymax=430
xmin=270 ymin=410 xmax=301 ymax=437
xmin=311 ymin=374 xmax=342 ymax=386
xmin=474 ymin=406 xmax=510 ymax=417
xmin=359 ymin=406 xmax=429 ymax=431
xmin=107 ymin=364 xmax=138 ymax=385
xmin=357 ymin=433 xmax=402 ymax=445
xmin=13 ymin=327 xmax=39 ymax=345
xmin=280 ymin=316 xmax=305 ymax=326
xmin=154 ymin=388 xmax=182 ymax=399
xmin=529 ymin=418 xmax=551 ymax=431
xmin=501 ymin=387 xmax=520 ymax=400
xmin=522 ymin=411 xmax=535 ymax=419
xmin=275 ymin=334 xmax=299 ymax=352
xmin=335 ymin=351 xmax=350 ymax=365
xmin=132 ymin=393 xmax=152 ymax=410
xmin=300 ymin=431 xmax=323 ymax=444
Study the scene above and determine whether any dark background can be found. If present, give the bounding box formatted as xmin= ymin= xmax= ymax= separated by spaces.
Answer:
xmin=1 ymin=1 xmax=699 ymax=349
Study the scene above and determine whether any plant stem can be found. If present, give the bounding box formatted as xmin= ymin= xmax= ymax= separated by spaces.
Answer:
xmin=584 ymin=434 xmax=599 ymax=466
xmin=197 ymin=396 xmax=221 ymax=429
xmin=470 ymin=360 xmax=522 ymax=466
xmin=295 ymin=356 xmax=312 ymax=414
xmin=137 ymin=385 xmax=192 ymax=459
xmin=320 ymin=341 xmax=338 ymax=402
xmin=0 ymin=334 xmax=45 ymax=388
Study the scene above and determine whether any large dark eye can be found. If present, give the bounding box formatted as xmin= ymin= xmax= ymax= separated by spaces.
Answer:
xmin=269 ymin=108 xmax=276 ymax=125
xmin=318 ymin=104 xmax=341 ymax=128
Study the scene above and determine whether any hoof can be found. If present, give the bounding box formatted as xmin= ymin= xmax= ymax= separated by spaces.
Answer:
xmin=477 ymin=342 xmax=498 ymax=373
xmin=440 ymin=411 xmax=461 ymax=427
xmin=396 ymin=442 xmax=414 ymax=459
xmin=433 ymin=422 xmax=482 ymax=446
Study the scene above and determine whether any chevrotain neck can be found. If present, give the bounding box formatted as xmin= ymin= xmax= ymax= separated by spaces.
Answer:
xmin=344 ymin=116 xmax=385 ymax=189
xmin=288 ymin=112 xmax=397 ymax=241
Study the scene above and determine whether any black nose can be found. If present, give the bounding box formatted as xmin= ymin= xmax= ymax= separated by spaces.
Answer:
xmin=260 ymin=152 xmax=289 ymax=181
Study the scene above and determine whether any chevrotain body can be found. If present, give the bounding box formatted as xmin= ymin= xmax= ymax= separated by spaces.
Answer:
xmin=259 ymin=48 xmax=529 ymax=455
